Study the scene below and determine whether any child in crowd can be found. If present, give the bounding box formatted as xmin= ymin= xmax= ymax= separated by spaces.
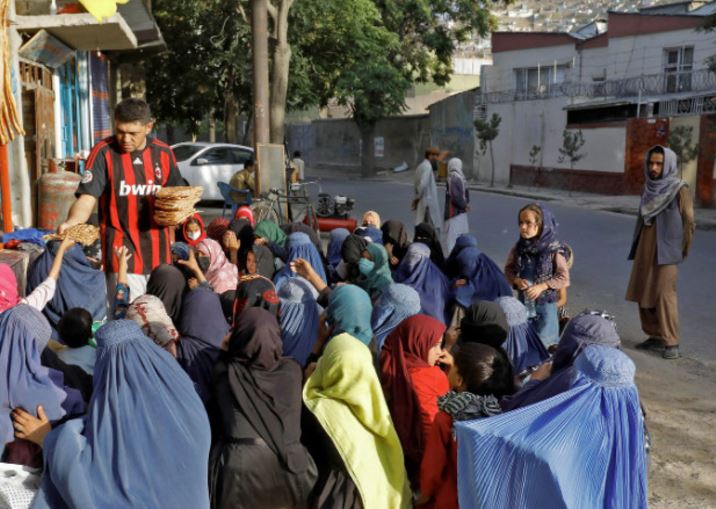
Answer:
xmin=181 ymin=213 xmax=206 ymax=247
xmin=504 ymin=204 xmax=570 ymax=350
xmin=417 ymin=343 xmax=515 ymax=509
xmin=56 ymin=307 xmax=96 ymax=375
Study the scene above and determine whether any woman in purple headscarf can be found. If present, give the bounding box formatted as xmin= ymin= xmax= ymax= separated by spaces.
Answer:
xmin=394 ymin=243 xmax=450 ymax=325
xmin=504 ymin=204 xmax=570 ymax=348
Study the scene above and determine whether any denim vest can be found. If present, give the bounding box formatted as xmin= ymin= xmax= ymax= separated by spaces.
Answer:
xmin=628 ymin=192 xmax=684 ymax=265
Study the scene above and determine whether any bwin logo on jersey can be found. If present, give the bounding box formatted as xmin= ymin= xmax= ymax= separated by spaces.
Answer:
xmin=118 ymin=180 xmax=162 ymax=196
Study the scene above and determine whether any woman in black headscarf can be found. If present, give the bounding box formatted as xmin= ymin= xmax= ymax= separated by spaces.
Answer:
xmin=146 ymin=264 xmax=186 ymax=325
xmin=381 ymin=220 xmax=410 ymax=268
xmin=209 ymin=308 xmax=317 ymax=509
xmin=414 ymin=222 xmax=445 ymax=271
xmin=228 ymin=274 xmax=281 ymax=326
xmin=229 ymin=217 xmax=257 ymax=274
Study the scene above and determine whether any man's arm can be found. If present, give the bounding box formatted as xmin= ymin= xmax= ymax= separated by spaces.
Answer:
xmin=680 ymin=186 xmax=695 ymax=258
xmin=58 ymin=195 xmax=97 ymax=234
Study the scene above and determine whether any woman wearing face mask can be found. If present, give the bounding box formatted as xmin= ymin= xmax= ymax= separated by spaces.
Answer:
xmin=181 ymin=213 xmax=207 ymax=247
xmin=356 ymin=243 xmax=393 ymax=300
xmin=195 ymin=238 xmax=239 ymax=296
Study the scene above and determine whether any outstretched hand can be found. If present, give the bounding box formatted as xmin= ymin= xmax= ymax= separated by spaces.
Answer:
xmin=12 ymin=406 xmax=51 ymax=447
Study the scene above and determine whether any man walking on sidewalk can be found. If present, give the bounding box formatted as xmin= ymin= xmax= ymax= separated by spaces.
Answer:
xmin=412 ymin=147 xmax=442 ymax=235
xmin=626 ymin=145 xmax=694 ymax=359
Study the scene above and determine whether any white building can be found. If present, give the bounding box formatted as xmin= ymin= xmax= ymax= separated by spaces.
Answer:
xmin=475 ymin=1 xmax=716 ymax=206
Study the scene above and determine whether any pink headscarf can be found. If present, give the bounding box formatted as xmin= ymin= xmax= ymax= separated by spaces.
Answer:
xmin=234 ymin=206 xmax=255 ymax=227
xmin=196 ymin=238 xmax=239 ymax=295
xmin=0 ymin=264 xmax=21 ymax=313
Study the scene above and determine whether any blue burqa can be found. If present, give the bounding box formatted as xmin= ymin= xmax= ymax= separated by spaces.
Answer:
xmin=177 ymin=286 xmax=230 ymax=403
xmin=371 ymin=283 xmax=421 ymax=352
xmin=445 ymin=234 xmax=478 ymax=279
xmin=0 ymin=305 xmax=66 ymax=455
xmin=327 ymin=228 xmax=351 ymax=269
xmin=500 ymin=311 xmax=622 ymax=411
xmin=27 ymin=241 xmax=107 ymax=325
xmin=273 ymin=232 xmax=327 ymax=290
xmin=32 ymin=320 xmax=211 ymax=509
xmin=452 ymin=246 xmax=512 ymax=307
xmin=456 ymin=345 xmax=647 ymax=509
xmin=278 ymin=278 xmax=320 ymax=366
xmin=393 ymin=242 xmax=450 ymax=324
xmin=495 ymin=296 xmax=549 ymax=374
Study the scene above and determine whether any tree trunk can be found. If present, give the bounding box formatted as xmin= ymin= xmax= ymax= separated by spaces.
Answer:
xmin=225 ymin=95 xmax=239 ymax=144
xmin=242 ymin=111 xmax=254 ymax=146
xmin=489 ymin=142 xmax=496 ymax=187
xmin=359 ymin=123 xmax=376 ymax=178
xmin=269 ymin=0 xmax=293 ymax=145
xmin=208 ymin=108 xmax=216 ymax=143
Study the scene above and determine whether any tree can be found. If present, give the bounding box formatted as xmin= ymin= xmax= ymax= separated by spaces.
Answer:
xmin=701 ymin=13 xmax=716 ymax=72
xmin=267 ymin=0 xmax=296 ymax=144
xmin=474 ymin=113 xmax=501 ymax=187
xmin=528 ymin=145 xmax=541 ymax=167
xmin=144 ymin=0 xmax=252 ymax=141
xmin=557 ymin=129 xmax=586 ymax=169
xmin=667 ymin=125 xmax=699 ymax=174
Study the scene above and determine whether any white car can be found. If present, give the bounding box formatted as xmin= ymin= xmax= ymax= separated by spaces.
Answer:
xmin=171 ymin=142 xmax=254 ymax=201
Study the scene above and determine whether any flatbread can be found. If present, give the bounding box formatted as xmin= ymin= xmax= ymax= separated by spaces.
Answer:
xmin=44 ymin=224 xmax=100 ymax=246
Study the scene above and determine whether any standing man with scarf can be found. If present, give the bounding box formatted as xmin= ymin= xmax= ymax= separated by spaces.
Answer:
xmin=626 ymin=146 xmax=694 ymax=359
xmin=413 ymin=147 xmax=443 ymax=237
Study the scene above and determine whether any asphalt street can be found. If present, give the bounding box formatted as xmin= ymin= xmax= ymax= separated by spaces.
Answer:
xmin=310 ymin=175 xmax=716 ymax=363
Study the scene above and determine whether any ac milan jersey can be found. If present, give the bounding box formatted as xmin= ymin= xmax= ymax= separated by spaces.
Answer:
xmin=77 ymin=136 xmax=185 ymax=275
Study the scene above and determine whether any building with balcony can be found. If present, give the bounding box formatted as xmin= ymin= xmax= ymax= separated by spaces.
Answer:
xmin=474 ymin=1 xmax=716 ymax=207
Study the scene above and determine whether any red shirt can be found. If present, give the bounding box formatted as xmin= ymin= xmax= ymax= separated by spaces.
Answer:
xmin=77 ymin=136 xmax=184 ymax=274
xmin=409 ymin=366 xmax=450 ymax=449
xmin=419 ymin=411 xmax=458 ymax=509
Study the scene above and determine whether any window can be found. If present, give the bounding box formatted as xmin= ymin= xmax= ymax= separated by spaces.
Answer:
xmin=515 ymin=64 xmax=570 ymax=98
xmin=664 ymin=46 xmax=693 ymax=93
xmin=230 ymin=148 xmax=253 ymax=165
xmin=173 ymin=144 xmax=204 ymax=162
xmin=193 ymin=147 xmax=233 ymax=165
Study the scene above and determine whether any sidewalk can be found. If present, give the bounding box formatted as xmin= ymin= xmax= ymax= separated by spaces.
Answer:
xmin=307 ymin=165 xmax=716 ymax=231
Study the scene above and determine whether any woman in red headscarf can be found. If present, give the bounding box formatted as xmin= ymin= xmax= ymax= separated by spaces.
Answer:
xmin=181 ymin=213 xmax=207 ymax=247
xmin=234 ymin=205 xmax=255 ymax=227
xmin=379 ymin=314 xmax=449 ymax=484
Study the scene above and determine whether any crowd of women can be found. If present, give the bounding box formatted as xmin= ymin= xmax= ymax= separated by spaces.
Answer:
xmin=0 ymin=198 xmax=648 ymax=508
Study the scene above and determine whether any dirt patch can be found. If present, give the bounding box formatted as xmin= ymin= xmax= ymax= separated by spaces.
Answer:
xmin=631 ymin=350 xmax=716 ymax=508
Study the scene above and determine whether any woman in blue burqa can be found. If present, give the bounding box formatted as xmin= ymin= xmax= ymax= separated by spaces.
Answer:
xmin=13 ymin=320 xmax=211 ymax=509
xmin=455 ymin=344 xmax=647 ymax=509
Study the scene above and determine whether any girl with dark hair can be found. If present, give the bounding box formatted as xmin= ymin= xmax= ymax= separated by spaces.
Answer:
xmin=504 ymin=204 xmax=570 ymax=349
xmin=416 ymin=343 xmax=514 ymax=509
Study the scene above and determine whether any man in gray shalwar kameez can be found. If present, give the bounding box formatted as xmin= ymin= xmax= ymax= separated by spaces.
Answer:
xmin=412 ymin=147 xmax=443 ymax=236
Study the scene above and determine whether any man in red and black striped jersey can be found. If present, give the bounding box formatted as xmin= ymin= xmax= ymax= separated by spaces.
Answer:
xmin=59 ymin=98 xmax=185 ymax=301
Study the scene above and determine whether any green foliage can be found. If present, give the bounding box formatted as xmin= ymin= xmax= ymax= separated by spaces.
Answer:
xmin=474 ymin=113 xmax=501 ymax=154
xmin=557 ymin=129 xmax=586 ymax=168
xmin=529 ymin=145 xmax=541 ymax=166
xmin=702 ymin=14 xmax=716 ymax=72
xmin=144 ymin=0 xmax=251 ymax=135
xmin=667 ymin=125 xmax=699 ymax=170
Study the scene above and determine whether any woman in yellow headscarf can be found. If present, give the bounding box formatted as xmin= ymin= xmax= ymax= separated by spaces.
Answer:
xmin=303 ymin=333 xmax=411 ymax=509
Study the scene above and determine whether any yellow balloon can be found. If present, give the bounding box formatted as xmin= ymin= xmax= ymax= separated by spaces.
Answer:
xmin=79 ymin=0 xmax=130 ymax=22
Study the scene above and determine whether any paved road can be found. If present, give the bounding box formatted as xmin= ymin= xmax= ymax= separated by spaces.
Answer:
xmin=309 ymin=175 xmax=716 ymax=362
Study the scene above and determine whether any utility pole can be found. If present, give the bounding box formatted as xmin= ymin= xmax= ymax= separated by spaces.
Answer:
xmin=252 ymin=0 xmax=270 ymax=146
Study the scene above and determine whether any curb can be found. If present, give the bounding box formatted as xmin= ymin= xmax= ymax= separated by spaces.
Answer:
xmin=464 ymin=184 xmax=716 ymax=232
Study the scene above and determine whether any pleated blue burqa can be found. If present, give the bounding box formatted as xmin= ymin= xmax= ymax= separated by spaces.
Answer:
xmin=456 ymin=344 xmax=648 ymax=509
xmin=32 ymin=320 xmax=211 ymax=509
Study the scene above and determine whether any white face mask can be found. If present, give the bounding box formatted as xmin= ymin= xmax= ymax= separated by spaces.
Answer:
xmin=187 ymin=230 xmax=201 ymax=241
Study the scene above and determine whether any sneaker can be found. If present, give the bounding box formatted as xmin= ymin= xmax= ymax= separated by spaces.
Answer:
xmin=662 ymin=346 xmax=681 ymax=359
xmin=635 ymin=337 xmax=664 ymax=351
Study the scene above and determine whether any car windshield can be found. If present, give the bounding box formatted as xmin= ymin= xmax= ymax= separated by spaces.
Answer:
xmin=173 ymin=144 xmax=205 ymax=162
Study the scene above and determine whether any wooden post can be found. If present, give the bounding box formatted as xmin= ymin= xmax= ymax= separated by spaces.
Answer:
xmin=0 ymin=144 xmax=13 ymax=235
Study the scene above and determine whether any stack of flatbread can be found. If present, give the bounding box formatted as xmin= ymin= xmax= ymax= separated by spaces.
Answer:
xmin=44 ymin=224 xmax=100 ymax=246
xmin=153 ymin=186 xmax=203 ymax=226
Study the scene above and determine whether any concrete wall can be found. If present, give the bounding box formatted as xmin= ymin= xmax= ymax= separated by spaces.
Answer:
xmin=429 ymin=90 xmax=477 ymax=178
xmin=476 ymin=96 xmax=628 ymax=186
xmin=307 ymin=115 xmax=430 ymax=172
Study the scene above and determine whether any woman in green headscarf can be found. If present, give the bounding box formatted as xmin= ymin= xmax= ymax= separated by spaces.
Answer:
xmin=356 ymin=243 xmax=393 ymax=300
xmin=254 ymin=220 xmax=288 ymax=260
